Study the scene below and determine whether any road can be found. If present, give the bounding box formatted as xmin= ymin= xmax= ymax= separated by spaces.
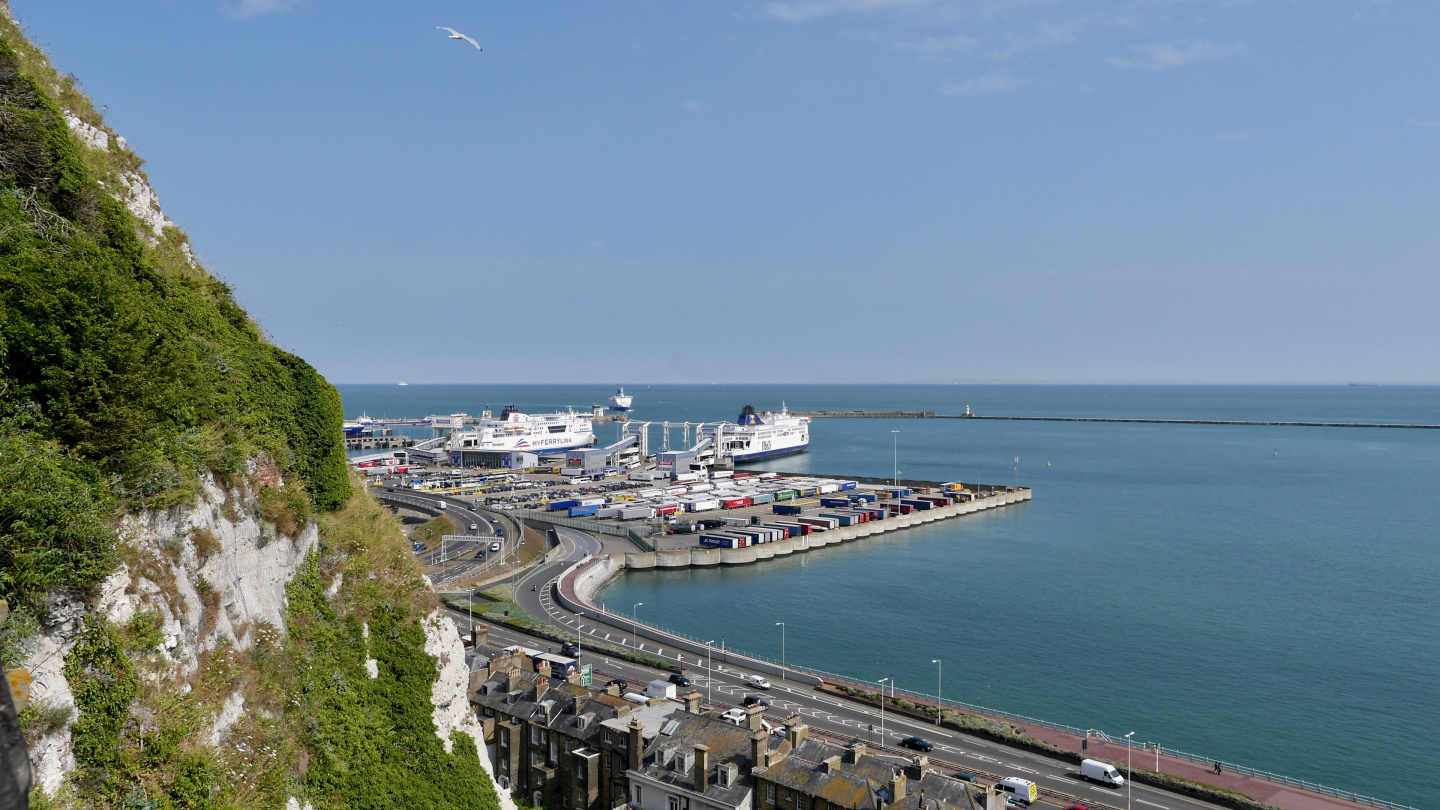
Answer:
xmin=477 ymin=531 xmax=1226 ymax=810
xmin=372 ymin=486 xmax=514 ymax=588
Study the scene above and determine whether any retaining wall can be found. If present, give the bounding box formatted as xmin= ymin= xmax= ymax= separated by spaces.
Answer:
xmin=620 ymin=488 xmax=1030 ymax=570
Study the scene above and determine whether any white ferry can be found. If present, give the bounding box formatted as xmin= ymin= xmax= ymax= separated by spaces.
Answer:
xmin=447 ymin=406 xmax=595 ymax=454
xmin=709 ymin=404 xmax=810 ymax=463
xmin=609 ymin=387 xmax=633 ymax=411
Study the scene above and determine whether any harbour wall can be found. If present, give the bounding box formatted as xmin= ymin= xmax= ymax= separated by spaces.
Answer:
xmin=620 ymin=487 xmax=1031 ymax=571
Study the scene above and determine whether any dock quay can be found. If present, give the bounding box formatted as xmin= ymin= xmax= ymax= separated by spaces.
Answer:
xmin=515 ymin=471 xmax=1030 ymax=570
xmin=344 ymin=435 xmax=417 ymax=450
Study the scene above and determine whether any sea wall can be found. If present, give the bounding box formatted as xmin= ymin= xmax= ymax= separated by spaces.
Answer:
xmin=620 ymin=488 xmax=1031 ymax=571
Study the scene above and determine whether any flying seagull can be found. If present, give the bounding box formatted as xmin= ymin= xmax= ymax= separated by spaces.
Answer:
xmin=437 ymin=27 xmax=482 ymax=51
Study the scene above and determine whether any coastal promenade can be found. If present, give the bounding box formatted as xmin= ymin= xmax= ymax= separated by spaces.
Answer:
xmin=495 ymin=541 xmax=1417 ymax=810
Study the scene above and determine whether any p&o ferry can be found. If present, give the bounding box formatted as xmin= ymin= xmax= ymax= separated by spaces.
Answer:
xmin=709 ymin=404 xmax=810 ymax=463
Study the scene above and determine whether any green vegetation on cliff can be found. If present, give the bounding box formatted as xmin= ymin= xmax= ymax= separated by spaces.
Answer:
xmin=0 ymin=10 xmax=500 ymax=809
xmin=0 ymin=30 xmax=349 ymax=611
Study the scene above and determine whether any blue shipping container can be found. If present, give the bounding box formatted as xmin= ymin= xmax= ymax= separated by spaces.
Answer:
xmin=900 ymin=499 xmax=933 ymax=511
xmin=548 ymin=499 xmax=579 ymax=511
xmin=773 ymin=504 xmax=804 ymax=515
xmin=820 ymin=498 xmax=850 ymax=508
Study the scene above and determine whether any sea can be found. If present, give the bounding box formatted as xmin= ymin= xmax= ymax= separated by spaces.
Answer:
xmin=337 ymin=384 xmax=1440 ymax=807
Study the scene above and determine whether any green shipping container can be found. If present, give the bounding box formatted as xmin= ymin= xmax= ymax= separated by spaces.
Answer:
xmin=774 ymin=489 xmax=797 ymax=501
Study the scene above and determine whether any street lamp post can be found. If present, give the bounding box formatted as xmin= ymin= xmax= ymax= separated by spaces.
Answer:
xmin=931 ymin=659 xmax=942 ymax=726
xmin=776 ymin=622 xmax=786 ymax=681
xmin=891 ymin=431 xmax=900 ymax=487
xmin=1125 ymin=731 xmax=1136 ymax=810
xmin=878 ymin=677 xmax=891 ymax=747
xmin=632 ymin=602 xmax=643 ymax=647
xmin=705 ymin=640 xmax=715 ymax=705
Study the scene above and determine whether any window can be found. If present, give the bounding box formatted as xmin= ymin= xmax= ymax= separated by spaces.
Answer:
xmin=550 ymin=739 xmax=558 ymax=764
xmin=531 ymin=726 xmax=541 ymax=745
xmin=766 ymin=784 xmax=776 ymax=805
xmin=798 ymin=796 xmax=810 ymax=810
xmin=668 ymin=796 xmax=680 ymax=810
xmin=500 ymin=730 xmax=511 ymax=749
xmin=633 ymin=786 xmax=643 ymax=806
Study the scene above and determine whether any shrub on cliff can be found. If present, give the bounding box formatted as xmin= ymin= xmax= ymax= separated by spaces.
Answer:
xmin=0 ymin=32 xmax=350 ymax=611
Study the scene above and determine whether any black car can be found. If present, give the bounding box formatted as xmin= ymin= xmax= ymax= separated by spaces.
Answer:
xmin=669 ymin=673 xmax=692 ymax=687
xmin=561 ymin=642 xmax=580 ymax=658
xmin=606 ymin=678 xmax=628 ymax=690
xmin=742 ymin=695 xmax=770 ymax=708
xmin=899 ymin=737 xmax=934 ymax=752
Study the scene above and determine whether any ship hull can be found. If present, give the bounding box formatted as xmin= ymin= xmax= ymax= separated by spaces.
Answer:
xmin=731 ymin=443 xmax=809 ymax=463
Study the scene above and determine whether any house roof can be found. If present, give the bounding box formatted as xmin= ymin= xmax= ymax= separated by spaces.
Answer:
xmin=630 ymin=711 xmax=756 ymax=808
xmin=755 ymin=738 xmax=990 ymax=810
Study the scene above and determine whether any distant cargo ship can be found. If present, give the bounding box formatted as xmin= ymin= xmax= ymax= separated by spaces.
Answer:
xmin=1348 ymin=383 xmax=1381 ymax=387
xmin=610 ymin=387 xmax=633 ymax=411
xmin=447 ymin=406 xmax=595 ymax=453
xmin=709 ymin=404 xmax=810 ymax=463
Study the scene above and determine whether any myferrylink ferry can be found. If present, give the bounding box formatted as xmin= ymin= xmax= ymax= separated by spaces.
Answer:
xmin=447 ymin=406 xmax=595 ymax=453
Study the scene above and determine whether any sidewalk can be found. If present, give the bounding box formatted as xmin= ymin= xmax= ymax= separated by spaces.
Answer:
xmin=820 ymin=676 xmax=1383 ymax=810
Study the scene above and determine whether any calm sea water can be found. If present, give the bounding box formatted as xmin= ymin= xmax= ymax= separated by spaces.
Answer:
xmin=338 ymin=384 xmax=1440 ymax=805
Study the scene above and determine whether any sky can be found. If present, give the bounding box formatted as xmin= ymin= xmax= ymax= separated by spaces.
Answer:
xmin=12 ymin=0 xmax=1440 ymax=384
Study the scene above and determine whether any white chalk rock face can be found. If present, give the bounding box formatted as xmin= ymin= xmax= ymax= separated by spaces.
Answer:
xmin=62 ymin=112 xmax=108 ymax=151
xmin=424 ymin=612 xmax=517 ymax=810
xmin=22 ymin=471 xmax=317 ymax=798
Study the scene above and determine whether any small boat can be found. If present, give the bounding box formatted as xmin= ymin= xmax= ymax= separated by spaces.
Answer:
xmin=398 ymin=381 xmax=409 ymax=386
xmin=609 ymin=387 xmax=633 ymax=411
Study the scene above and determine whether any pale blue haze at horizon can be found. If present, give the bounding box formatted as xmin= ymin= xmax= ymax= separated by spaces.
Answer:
xmin=17 ymin=0 xmax=1440 ymax=383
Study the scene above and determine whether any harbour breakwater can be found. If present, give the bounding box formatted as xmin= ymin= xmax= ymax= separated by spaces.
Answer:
xmin=795 ymin=410 xmax=1440 ymax=429
xmin=621 ymin=487 xmax=1031 ymax=570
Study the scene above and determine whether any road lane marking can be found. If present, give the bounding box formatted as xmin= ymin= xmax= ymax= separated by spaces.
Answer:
xmin=1134 ymin=801 xmax=1168 ymax=809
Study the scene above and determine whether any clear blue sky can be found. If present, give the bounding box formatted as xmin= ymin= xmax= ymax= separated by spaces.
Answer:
xmin=15 ymin=1 xmax=1440 ymax=384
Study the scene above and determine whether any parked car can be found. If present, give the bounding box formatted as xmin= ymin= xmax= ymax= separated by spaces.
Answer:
xmin=899 ymin=737 xmax=934 ymax=752
xmin=742 ymin=695 xmax=769 ymax=708
xmin=668 ymin=673 xmax=692 ymax=687
xmin=719 ymin=708 xmax=747 ymax=725
xmin=1062 ymin=805 xmax=1089 ymax=810
xmin=746 ymin=674 xmax=772 ymax=690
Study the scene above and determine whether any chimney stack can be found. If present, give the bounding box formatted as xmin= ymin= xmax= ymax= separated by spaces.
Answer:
xmin=472 ymin=624 xmax=488 ymax=647
xmin=848 ymin=742 xmax=867 ymax=764
xmin=910 ymin=755 xmax=928 ymax=779
xmin=536 ymin=678 xmax=550 ymax=701
xmin=749 ymin=729 xmax=768 ymax=775
xmin=693 ymin=744 xmax=710 ymax=794
xmin=889 ymin=768 xmax=907 ymax=802
xmin=628 ymin=718 xmax=644 ymax=772
xmin=507 ymin=668 xmax=523 ymax=693
xmin=683 ymin=691 xmax=702 ymax=714
xmin=783 ymin=715 xmax=808 ymax=745
xmin=745 ymin=704 xmax=766 ymax=731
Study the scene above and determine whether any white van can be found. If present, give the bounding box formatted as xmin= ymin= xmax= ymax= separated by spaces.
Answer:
xmin=995 ymin=778 xmax=1037 ymax=806
xmin=1081 ymin=759 xmax=1125 ymax=787
xmin=746 ymin=674 xmax=772 ymax=690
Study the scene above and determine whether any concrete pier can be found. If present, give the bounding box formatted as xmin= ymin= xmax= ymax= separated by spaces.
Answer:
xmin=620 ymin=487 xmax=1030 ymax=570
